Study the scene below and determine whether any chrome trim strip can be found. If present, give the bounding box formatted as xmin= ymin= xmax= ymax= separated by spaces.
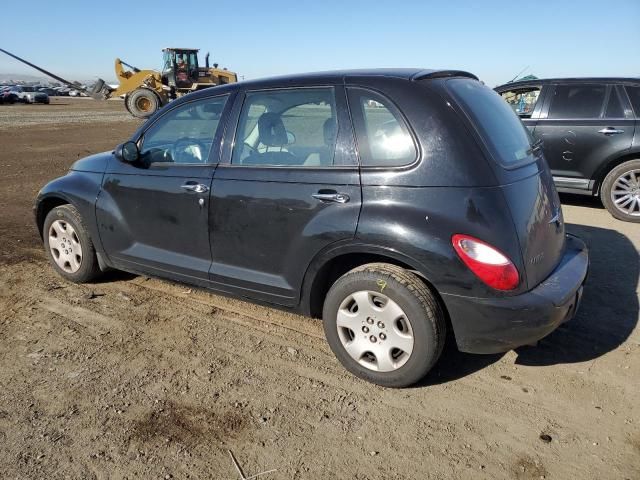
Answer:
xmin=553 ymin=176 xmax=590 ymax=189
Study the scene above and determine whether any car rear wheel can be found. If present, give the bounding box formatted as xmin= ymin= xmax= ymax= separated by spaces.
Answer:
xmin=43 ymin=204 xmax=101 ymax=283
xmin=322 ymin=263 xmax=446 ymax=387
xmin=601 ymin=159 xmax=640 ymax=223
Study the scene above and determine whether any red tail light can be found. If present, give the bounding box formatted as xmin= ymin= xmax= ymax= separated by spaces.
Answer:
xmin=452 ymin=234 xmax=520 ymax=291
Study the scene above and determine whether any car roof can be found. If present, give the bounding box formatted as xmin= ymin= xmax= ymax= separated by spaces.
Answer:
xmin=184 ymin=68 xmax=478 ymax=102
xmin=496 ymin=77 xmax=640 ymax=89
xmin=241 ymin=68 xmax=476 ymax=84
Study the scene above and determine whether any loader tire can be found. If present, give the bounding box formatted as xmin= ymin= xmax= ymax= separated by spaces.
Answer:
xmin=126 ymin=89 xmax=160 ymax=119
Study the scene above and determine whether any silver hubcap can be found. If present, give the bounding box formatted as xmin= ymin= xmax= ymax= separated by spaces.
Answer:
xmin=611 ymin=169 xmax=640 ymax=217
xmin=336 ymin=291 xmax=414 ymax=372
xmin=48 ymin=220 xmax=82 ymax=273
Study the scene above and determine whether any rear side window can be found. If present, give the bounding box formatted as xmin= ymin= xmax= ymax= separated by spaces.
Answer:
xmin=347 ymin=88 xmax=417 ymax=167
xmin=231 ymin=88 xmax=339 ymax=167
xmin=447 ymin=78 xmax=534 ymax=168
xmin=548 ymin=84 xmax=606 ymax=119
xmin=625 ymin=86 xmax=640 ymax=117
xmin=499 ymin=87 xmax=541 ymax=118
xmin=605 ymin=88 xmax=625 ymax=118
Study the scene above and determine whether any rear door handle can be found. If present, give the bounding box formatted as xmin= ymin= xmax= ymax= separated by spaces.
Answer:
xmin=181 ymin=182 xmax=209 ymax=193
xmin=312 ymin=192 xmax=350 ymax=203
xmin=598 ymin=127 xmax=625 ymax=135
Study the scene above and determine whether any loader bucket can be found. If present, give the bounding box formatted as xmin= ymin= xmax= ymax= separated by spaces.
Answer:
xmin=89 ymin=79 xmax=114 ymax=100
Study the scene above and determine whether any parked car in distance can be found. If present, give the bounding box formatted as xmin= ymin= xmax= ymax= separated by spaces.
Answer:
xmin=35 ymin=69 xmax=589 ymax=387
xmin=11 ymin=85 xmax=49 ymax=104
xmin=38 ymin=87 xmax=58 ymax=97
xmin=496 ymin=78 xmax=640 ymax=222
xmin=0 ymin=86 xmax=19 ymax=104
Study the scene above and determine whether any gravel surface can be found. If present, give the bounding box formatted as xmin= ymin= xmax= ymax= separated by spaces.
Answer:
xmin=0 ymin=101 xmax=638 ymax=479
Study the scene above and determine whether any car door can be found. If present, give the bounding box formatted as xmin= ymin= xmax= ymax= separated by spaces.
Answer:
xmin=96 ymin=94 xmax=233 ymax=283
xmin=208 ymin=85 xmax=361 ymax=306
xmin=533 ymin=83 xmax=635 ymax=191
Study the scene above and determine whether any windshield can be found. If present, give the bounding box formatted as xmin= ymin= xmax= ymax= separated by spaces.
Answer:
xmin=447 ymin=78 xmax=535 ymax=168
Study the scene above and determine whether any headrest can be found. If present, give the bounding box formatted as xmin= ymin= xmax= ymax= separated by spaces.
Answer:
xmin=323 ymin=118 xmax=337 ymax=146
xmin=258 ymin=112 xmax=288 ymax=147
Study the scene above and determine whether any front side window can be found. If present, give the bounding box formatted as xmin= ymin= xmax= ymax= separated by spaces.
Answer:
xmin=499 ymin=87 xmax=541 ymax=118
xmin=232 ymin=88 xmax=338 ymax=167
xmin=348 ymin=88 xmax=416 ymax=167
xmin=140 ymin=95 xmax=228 ymax=165
xmin=548 ymin=84 xmax=606 ymax=119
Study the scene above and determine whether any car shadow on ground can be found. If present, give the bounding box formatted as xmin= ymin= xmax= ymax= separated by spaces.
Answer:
xmin=515 ymin=222 xmax=639 ymax=366
xmin=419 ymin=222 xmax=639 ymax=386
xmin=559 ymin=192 xmax=604 ymax=210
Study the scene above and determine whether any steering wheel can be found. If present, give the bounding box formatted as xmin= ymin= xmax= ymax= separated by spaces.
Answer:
xmin=172 ymin=137 xmax=209 ymax=164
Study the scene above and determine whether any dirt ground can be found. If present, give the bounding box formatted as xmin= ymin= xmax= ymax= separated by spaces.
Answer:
xmin=0 ymin=98 xmax=638 ymax=479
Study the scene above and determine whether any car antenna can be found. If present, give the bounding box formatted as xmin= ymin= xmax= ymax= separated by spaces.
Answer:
xmin=508 ymin=65 xmax=530 ymax=83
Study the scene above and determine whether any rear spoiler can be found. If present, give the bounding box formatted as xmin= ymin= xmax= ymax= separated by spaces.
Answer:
xmin=412 ymin=70 xmax=479 ymax=81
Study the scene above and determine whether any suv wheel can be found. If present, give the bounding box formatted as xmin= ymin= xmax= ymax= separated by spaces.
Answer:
xmin=322 ymin=263 xmax=446 ymax=387
xmin=43 ymin=204 xmax=101 ymax=283
xmin=601 ymin=159 xmax=640 ymax=223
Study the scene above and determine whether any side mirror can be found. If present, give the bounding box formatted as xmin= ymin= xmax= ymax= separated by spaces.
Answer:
xmin=115 ymin=141 xmax=140 ymax=163
xmin=286 ymin=131 xmax=296 ymax=145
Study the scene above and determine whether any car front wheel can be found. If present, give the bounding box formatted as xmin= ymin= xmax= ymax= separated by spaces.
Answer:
xmin=43 ymin=204 xmax=101 ymax=283
xmin=601 ymin=159 xmax=640 ymax=223
xmin=322 ymin=263 xmax=446 ymax=387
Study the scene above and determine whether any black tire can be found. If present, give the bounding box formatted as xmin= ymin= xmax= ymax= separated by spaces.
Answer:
xmin=322 ymin=263 xmax=446 ymax=388
xmin=600 ymin=159 xmax=640 ymax=223
xmin=43 ymin=204 xmax=101 ymax=283
xmin=126 ymin=88 xmax=160 ymax=119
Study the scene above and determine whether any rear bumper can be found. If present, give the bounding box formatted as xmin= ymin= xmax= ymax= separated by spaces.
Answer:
xmin=443 ymin=234 xmax=589 ymax=354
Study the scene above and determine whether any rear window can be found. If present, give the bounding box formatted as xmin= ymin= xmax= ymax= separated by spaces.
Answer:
xmin=447 ymin=78 xmax=535 ymax=168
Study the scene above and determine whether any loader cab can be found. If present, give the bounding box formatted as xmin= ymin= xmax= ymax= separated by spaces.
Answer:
xmin=161 ymin=48 xmax=199 ymax=90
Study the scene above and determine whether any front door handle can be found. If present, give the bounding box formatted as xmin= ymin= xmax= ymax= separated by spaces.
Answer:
xmin=598 ymin=127 xmax=625 ymax=135
xmin=181 ymin=182 xmax=209 ymax=193
xmin=312 ymin=192 xmax=350 ymax=203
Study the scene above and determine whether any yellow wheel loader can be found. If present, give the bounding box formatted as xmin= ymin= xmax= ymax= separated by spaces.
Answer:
xmin=91 ymin=48 xmax=238 ymax=118
xmin=0 ymin=47 xmax=238 ymax=119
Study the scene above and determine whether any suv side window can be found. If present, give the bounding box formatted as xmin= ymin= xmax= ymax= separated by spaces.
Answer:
xmin=231 ymin=88 xmax=338 ymax=167
xmin=140 ymin=95 xmax=229 ymax=165
xmin=624 ymin=86 xmax=640 ymax=117
xmin=548 ymin=84 xmax=606 ymax=119
xmin=499 ymin=87 xmax=541 ymax=118
xmin=347 ymin=88 xmax=416 ymax=167
xmin=604 ymin=88 xmax=625 ymax=119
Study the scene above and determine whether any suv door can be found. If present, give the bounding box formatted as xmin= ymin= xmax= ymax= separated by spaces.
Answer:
xmin=96 ymin=94 xmax=232 ymax=282
xmin=209 ymin=86 xmax=361 ymax=306
xmin=534 ymin=83 xmax=635 ymax=191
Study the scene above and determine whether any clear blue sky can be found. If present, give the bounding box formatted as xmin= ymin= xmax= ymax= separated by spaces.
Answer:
xmin=1 ymin=0 xmax=638 ymax=86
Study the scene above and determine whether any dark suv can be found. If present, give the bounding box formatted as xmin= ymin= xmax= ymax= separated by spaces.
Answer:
xmin=496 ymin=78 xmax=640 ymax=222
xmin=35 ymin=69 xmax=588 ymax=387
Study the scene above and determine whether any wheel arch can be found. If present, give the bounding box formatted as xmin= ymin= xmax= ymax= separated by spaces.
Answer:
xmin=300 ymin=243 xmax=448 ymax=322
xmin=592 ymin=150 xmax=640 ymax=195
xmin=35 ymin=193 xmax=73 ymax=239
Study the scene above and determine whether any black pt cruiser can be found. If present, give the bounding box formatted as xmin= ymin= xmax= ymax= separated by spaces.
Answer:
xmin=35 ymin=69 xmax=589 ymax=387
